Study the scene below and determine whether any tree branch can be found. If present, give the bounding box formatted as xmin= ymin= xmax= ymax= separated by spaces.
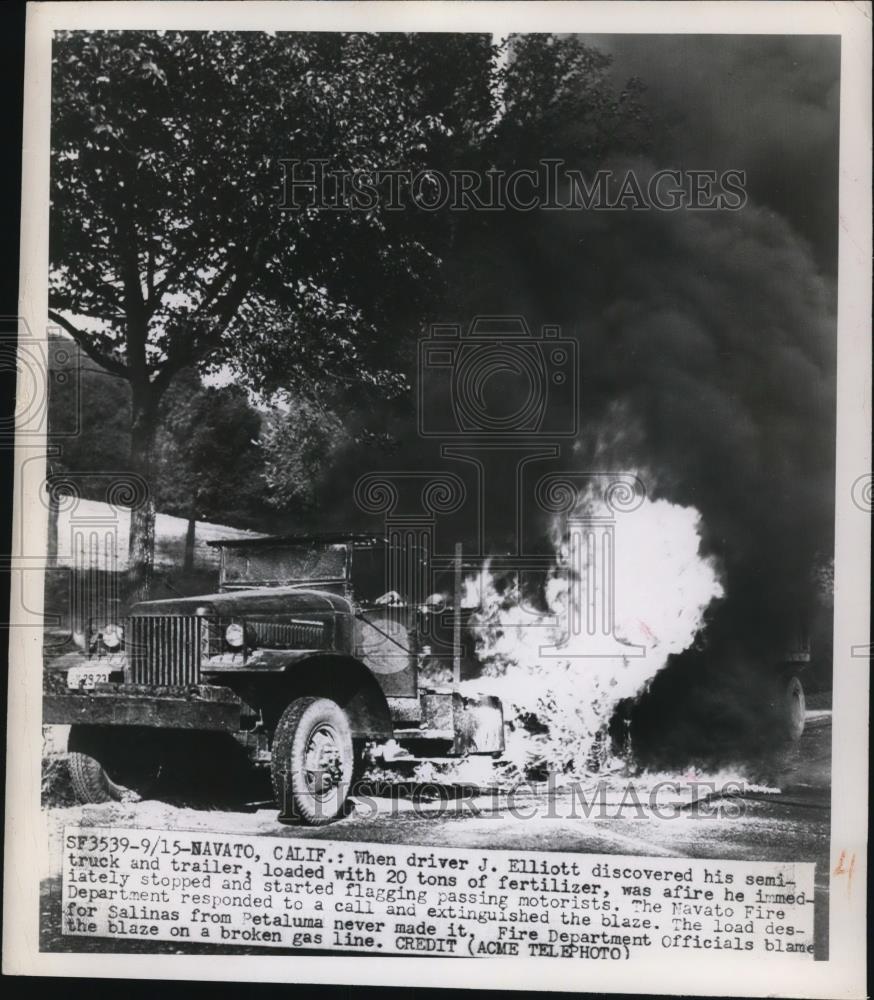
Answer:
xmin=153 ymin=238 xmax=264 ymax=393
xmin=213 ymin=255 xmax=259 ymax=328
xmin=47 ymin=309 xmax=129 ymax=378
xmin=118 ymin=212 xmax=147 ymax=321
xmin=151 ymin=255 xmax=193 ymax=303
xmin=194 ymin=251 xmax=241 ymax=317
xmin=146 ymin=238 xmax=156 ymax=309
xmin=151 ymin=321 xmax=226 ymax=394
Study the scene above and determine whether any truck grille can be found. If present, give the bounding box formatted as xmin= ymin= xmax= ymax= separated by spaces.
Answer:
xmin=128 ymin=615 xmax=202 ymax=686
xmin=248 ymin=619 xmax=326 ymax=649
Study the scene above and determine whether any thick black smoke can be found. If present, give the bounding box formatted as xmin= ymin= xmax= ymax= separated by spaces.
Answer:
xmin=546 ymin=177 xmax=836 ymax=762
xmin=333 ymin=174 xmax=835 ymax=756
xmin=301 ymin=37 xmax=838 ymax=763
xmin=597 ymin=34 xmax=841 ymax=275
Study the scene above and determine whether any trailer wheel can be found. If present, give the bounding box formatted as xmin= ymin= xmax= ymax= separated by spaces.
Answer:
xmin=272 ymin=697 xmax=354 ymax=824
xmin=67 ymin=726 xmax=163 ymax=803
xmin=781 ymin=675 xmax=806 ymax=742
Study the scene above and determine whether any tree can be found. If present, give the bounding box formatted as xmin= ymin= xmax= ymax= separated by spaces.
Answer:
xmin=49 ymin=32 xmax=650 ymax=593
xmin=48 ymin=342 xmax=275 ymax=552
xmin=151 ymin=370 xmax=271 ymax=569
xmin=493 ymin=35 xmax=648 ymax=164
xmin=258 ymin=392 xmax=350 ymax=515
xmin=49 ymin=30 xmax=496 ymax=598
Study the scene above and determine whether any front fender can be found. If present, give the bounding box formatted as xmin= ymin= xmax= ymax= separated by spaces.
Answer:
xmin=221 ymin=651 xmax=394 ymax=740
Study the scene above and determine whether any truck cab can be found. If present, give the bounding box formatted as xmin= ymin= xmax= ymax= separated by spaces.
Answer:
xmin=45 ymin=533 xmax=504 ymax=824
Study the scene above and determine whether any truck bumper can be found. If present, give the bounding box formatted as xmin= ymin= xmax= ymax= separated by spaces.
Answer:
xmin=43 ymin=683 xmax=246 ymax=733
xmin=394 ymin=692 xmax=505 ymax=755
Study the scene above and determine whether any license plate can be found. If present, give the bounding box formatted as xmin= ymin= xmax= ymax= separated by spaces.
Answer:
xmin=66 ymin=664 xmax=113 ymax=690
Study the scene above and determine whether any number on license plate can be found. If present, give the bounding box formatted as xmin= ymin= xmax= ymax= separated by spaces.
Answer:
xmin=66 ymin=666 xmax=112 ymax=690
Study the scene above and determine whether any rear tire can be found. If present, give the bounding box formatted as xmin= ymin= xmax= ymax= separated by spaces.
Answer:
xmin=68 ymin=751 xmax=122 ymax=803
xmin=271 ymin=697 xmax=354 ymax=825
xmin=781 ymin=675 xmax=806 ymax=742
xmin=67 ymin=726 xmax=163 ymax=804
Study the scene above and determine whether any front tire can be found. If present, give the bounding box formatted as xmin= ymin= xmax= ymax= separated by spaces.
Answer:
xmin=271 ymin=697 xmax=354 ymax=825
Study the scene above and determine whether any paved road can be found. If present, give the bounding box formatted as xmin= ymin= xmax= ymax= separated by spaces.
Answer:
xmin=40 ymin=711 xmax=831 ymax=957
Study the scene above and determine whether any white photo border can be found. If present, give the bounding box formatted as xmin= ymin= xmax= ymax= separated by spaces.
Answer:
xmin=4 ymin=3 xmax=870 ymax=997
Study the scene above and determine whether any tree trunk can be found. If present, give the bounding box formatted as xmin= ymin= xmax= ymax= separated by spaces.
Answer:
xmin=183 ymin=506 xmax=197 ymax=574
xmin=47 ymin=482 xmax=59 ymax=568
xmin=126 ymin=389 xmax=159 ymax=605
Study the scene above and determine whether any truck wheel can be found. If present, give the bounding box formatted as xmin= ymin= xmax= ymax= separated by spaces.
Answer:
xmin=272 ymin=697 xmax=354 ymax=825
xmin=67 ymin=726 xmax=163 ymax=804
xmin=781 ymin=675 xmax=806 ymax=742
xmin=352 ymin=740 xmax=370 ymax=786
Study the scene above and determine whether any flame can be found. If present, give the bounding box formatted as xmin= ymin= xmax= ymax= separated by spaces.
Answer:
xmin=462 ymin=493 xmax=723 ymax=778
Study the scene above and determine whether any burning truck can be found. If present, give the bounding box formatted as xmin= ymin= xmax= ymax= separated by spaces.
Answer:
xmin=44 ymin=533 xmax=504 ymax=824
xmin=44 ymin=510 xmax=812 ymax=820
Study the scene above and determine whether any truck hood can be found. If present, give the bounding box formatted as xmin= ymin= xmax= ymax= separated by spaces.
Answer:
xmin=129 ymin=587 xmax=352 ymax=618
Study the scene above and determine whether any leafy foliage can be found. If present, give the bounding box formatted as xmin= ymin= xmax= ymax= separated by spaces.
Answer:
xmin=47 ymin=348 xmax=130 ymax=477
xmin=152 ymin=370 xmax=269 ymax=529
xmin=259 ymin=392 xmax=350 ymax=513
xmin=494 ymin=34 xmax=649 ymax=165
xmin=50 ymin=30 xmax=496 ymax=394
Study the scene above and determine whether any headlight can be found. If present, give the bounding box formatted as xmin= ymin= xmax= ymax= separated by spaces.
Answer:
xmin=224 ymin=622 xmax=245 ymax=649
xmin=101 ymin=624 xmax=124 ymax=650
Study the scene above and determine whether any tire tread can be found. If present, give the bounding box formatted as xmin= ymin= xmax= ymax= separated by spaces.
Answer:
xmin=68 ymin=751 xmax=113 ymax=804
xmin=271 ymin=697 xmax=353 ymax=825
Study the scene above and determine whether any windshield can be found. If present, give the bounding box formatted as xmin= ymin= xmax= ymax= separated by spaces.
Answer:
xmin=221 ymin=544 xmax=348 ymax=587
